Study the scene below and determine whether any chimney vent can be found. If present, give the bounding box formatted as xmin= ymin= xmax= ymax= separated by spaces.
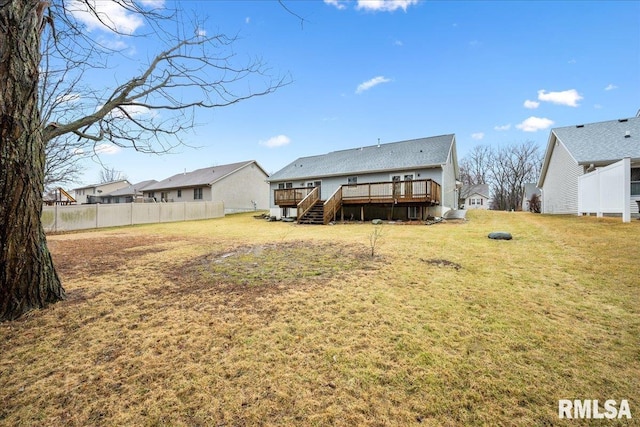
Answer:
xmin=625 ymin=131 xmax=631 ymax=138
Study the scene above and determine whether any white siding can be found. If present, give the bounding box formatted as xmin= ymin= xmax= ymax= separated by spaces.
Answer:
xmin=212 ymin=163 xmax=269 ymax=213
xmin=542 ymin=142 xmax=583 ymax=214
xmin=441 ymin=151 xmax=457 ymax=210
xmin=465 ymin=195 xmax=489 ymax=210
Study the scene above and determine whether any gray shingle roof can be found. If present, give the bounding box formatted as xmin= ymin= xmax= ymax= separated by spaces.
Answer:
xmin=144 ymin=160 xmax=263 ymax=191
xmin=107 ymin=180 xmax=158 ymax=197
xmin=553 ymin=117 xmax=640 ymax=164
xmin=268 ymin=135 xmax=455 ymax=181
xmin=461 ymin=184 xmax=490 ymax=199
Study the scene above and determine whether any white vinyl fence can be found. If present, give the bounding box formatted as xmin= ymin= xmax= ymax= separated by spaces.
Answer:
xmin=42 ymin=201 xmax=224 ymax=232
xmin=578 ymin=158 xmax=631 ymax=222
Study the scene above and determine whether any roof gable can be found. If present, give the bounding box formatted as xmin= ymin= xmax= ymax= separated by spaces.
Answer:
xmin=552 ymin=117 xmax=640 ymax=164
xmin=73 ymin=179 xmax=130 ymax=191
xmin=269 ymin=135 xmax=455 ymax=181
xmin=538 ymin=116 xmax=640 ymax=187
xmin=461 ymin=183 xmax=490 ymax=199
xmin=144 ymin=160 xmax=265 ymax=191
xmin=107 ymin=180 xmax=158 ymax=197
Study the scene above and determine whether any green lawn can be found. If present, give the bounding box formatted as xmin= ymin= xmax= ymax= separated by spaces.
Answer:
xmin=0 ymin=210 xmax=638 ymax=426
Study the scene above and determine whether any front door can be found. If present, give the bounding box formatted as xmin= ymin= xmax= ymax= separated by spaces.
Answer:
xmin=307 ymin=181 xmax=322 ymax=199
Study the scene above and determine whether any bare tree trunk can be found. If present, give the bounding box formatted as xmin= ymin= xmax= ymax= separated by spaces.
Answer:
xmin=0 ymin=0 xmax=65 ymax=321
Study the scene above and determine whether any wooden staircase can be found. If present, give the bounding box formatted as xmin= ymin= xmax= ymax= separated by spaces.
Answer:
xmin=298 ymin=201 xmax=325 ymax=224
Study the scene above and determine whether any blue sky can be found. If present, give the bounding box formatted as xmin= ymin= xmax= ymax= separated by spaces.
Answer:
xmin=69 ymin=0 xmax=640 ymax=186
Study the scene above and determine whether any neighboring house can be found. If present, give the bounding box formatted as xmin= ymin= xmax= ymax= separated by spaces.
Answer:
xmin=73 ymin=180 xmax=131 ymax=204
xmin=267 ymin=135 xmax=460 ymax=223
xmin=537 ymin=116 xmax=640 ymax=217
xmin=142 ymin=160 xmax=269 ymax=213
xmin=103 ymin=180 xmax=158 ymax=203
xmin=460 ymin=184 xmax=490 ymax=210
xmin=521 ymin=183 xmax=541 ymax=212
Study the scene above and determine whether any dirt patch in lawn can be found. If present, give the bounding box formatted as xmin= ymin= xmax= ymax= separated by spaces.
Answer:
xmin=49 ymin=234 xmax=174 ymax=279
xmin=166 ymin=240 xmax=381 ymax=303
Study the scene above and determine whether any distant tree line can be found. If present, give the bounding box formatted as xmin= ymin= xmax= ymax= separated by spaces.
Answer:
xmin=460 ymin=142 xmax=543 ymax=211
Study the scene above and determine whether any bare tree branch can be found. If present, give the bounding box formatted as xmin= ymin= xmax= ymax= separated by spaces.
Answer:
xmin=40 ymin=1 xmax=291 ymax=187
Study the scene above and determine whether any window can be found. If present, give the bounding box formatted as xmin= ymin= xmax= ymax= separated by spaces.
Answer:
xmin=632 ymin=168 xmax=640 ymax=196
xmin=177 ymin=189 xmax=182 ymax=198
xmin=278 ymin=182 xmax=293 ymax=189
xmin=161 ymin=192 xmax=169 ymax=202
xmin=194 ymin=188 xmax=203 ymax=200
xmin=348 ymin=176 xmax=358 ymax=185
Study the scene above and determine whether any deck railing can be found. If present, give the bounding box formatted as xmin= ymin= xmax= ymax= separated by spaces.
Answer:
xmin=274 ymin=187 xmax=315 ymax=206
xmin=341 ymin=179 xmax=440 ymax=204
xmin=296 ymin=186 xmax=320 ymax=220
xmin=323 ymin=186 xmax=343 ymax=224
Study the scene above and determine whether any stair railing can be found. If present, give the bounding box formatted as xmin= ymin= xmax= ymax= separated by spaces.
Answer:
xmin=296 ymin=186 xmax=320 ymax=223
xmin=323 ymin=186 xmax=342 ymax=224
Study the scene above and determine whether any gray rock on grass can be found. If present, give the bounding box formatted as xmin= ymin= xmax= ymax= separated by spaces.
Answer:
xmin=488 ymin=231 xmax=512 ymax=240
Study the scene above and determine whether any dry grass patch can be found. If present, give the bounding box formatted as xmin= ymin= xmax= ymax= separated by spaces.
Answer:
xmin=0 ymin=212 xmax=638 ymax=426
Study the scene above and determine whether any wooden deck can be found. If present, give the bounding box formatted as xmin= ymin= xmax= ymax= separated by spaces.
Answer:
xmin=274 ymin=179 xmax=441 ymax=224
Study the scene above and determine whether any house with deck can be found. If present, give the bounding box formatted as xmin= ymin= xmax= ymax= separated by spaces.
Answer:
xmin=73 ymin=179 xmax=131 ymax=204
xmin=537 ymin=116 xmax=640 ymax=220
xmin=267 ymin=135 xmax=460 ymax=224
xmin=142 ymin=160 xmax=269 ymax=213
xmin=104 ymin=180 xmax=158 ymax=203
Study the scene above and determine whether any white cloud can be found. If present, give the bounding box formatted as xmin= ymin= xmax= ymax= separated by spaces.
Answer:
xmin=516 ymin=116 xmax=554 ymax=132
xmin=245 ymin=17 xmax=251 ymax=24
xmin=394 ymin=39 xmax=404 ymax=46
xmin=139 ymin=0 xmax=165 ymax=6
xmin=95 ymin=143 xmax=121 ymax=155
xmin=68 ymin=0 xmax=146 ymax=34
xmin=537 ymin=89 xmax=583 ymax=107
xmin=259 ymin=135 xmax=291 ymax=148
xmin=56 ymin=93 xmax=81 ymax=104
xmin=605 ymin=84 xmax=618 ymax=91
xmin=523 ymin=100 xmax=540 ymax=109
xmin=471 ymin=132 xmax=484 ymax=140
xmin=494 ymin=124 xmax=511 ymax=131
xmin=356 ymin=76 xmax=391 ymax=94
xmin=356 ymin=0 xmax=419 ymax=12
xmin=105 ymin=105 xmax=152 ymax=119
xmin=325 ymin=0 xmax=418 ymax=12
xmin=324 ymin=0 xmax=347 ymax=10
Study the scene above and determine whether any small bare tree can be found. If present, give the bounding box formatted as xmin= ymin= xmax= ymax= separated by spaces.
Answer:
xmin=369 ymin=225 xmax=384 ymax=258
xmin=98 ymin=168 xmax=126 ymax=184
xmin=528 ymin=193 xmax=542 ymax=213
